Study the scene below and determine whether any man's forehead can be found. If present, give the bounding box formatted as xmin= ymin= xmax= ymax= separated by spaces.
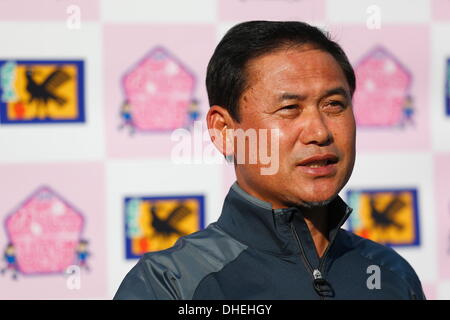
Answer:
xmin=245 ymin=48 xmax=348 ymax=91
xmin=246 ymin=46 xmax=334 ymax=73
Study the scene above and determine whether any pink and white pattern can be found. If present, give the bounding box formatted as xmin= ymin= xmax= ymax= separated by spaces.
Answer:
xmin=353 ymin=46 xmax=411 ymax=127
xmin=122 ymin=47 xmax=195 ymax=131
xmin=5 ymin=187 xmax=84 ymax=274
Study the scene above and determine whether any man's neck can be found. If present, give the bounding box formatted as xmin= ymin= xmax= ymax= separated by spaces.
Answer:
xmin=234 ymin=179 xmax=331 ymax=258
xmin=301 ymin=207 xmax=329 ymax=258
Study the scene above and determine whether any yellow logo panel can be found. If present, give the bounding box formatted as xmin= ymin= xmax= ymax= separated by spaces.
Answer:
xmin=125 ymin=195 xmax=205 ymax=259
xmin=347 ymin=189 xmax=420 ymax=246
xmin=0 ymin=60 xmax=85 ymax=123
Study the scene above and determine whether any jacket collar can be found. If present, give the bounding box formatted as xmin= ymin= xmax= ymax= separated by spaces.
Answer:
xmin=217 ymin=181 xmax=353 ymax=257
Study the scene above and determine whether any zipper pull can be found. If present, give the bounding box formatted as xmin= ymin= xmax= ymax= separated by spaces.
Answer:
xmin=313 ymin=269 xmax=322 ymax=279
xmin=312 ymin=269 xmax=334 ymax=298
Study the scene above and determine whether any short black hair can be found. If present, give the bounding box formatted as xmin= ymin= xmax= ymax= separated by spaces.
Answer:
xmin=206 ymin=20 xmax=356 ymax=122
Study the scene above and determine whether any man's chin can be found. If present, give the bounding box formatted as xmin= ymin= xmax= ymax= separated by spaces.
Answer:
xmin=298 ymin=194 xmax=338 ymax=209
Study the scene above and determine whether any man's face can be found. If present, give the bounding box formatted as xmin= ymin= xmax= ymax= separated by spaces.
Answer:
xmin=234 ymin=46 xmax=356 ymax=209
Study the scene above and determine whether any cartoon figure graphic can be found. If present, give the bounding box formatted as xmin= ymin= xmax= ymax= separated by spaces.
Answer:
xmin=0 ymin=243 xmax=19 ymax=280
xmin=118 ymin=100 xmax=135 ymax=135
xmin=25 ymin=67 xmax=71 ymax=119
xmin=186 ymin=99 xmax=200 ymax=128
xmin=400 ymin=95 xmax=415 ymax=127
xmin=75 ymin=239 xmax=90 ymax=271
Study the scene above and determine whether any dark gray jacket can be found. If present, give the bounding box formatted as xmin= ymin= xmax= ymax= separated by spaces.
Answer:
xmin=114 ymin=182 xmax=425 ymax=300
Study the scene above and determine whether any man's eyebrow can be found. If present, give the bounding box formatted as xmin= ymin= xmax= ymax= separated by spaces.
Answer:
xmin=320 ymin=87 xmax=350 ymax=100
xmin=277 ymin=87 xmax=350 ymax=102
xmin=278 ymin=93 xmax=307 ymax=101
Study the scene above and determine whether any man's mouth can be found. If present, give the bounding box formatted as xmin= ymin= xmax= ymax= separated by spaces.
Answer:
xmin=297 ymin=154 xmax=339 ymax=167
xmin=302 ymin=159 xmax=337 ymax=168
xmin=296 ymin=154 xmax=339 ymax=176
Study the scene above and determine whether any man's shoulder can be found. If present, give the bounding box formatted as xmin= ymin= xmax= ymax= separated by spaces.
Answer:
xmin=141 ymin=223 xmax=247 ymax=270
xmin=114 ymin=224 xmax=247 ymax=300
xmin=341 ymin=229 xmax=418 ymax=276
xmin=340 ymin=229 xmax=425 ymax=298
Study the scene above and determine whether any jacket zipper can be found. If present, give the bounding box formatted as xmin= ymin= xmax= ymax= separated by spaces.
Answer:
xmin=290 ymin=222 xmax=334 ymax=299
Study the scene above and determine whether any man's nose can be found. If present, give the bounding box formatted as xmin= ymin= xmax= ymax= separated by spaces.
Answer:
xmin=298 ymin=109 xmax=332 ymax=146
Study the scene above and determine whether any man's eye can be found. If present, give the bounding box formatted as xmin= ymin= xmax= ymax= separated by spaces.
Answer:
xmin=329 ymin=101 xmax=344 ymax=106
xmin=280 ymin=105 xmax=298 ymax=110
xmin=325 ymin=101 xmax=346 ymax=110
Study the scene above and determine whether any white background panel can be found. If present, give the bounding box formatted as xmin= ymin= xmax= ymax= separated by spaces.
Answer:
xmin=326 ymin=0 xmax=431 ymax=23
xmin=106 ymin=159 xmax=223 ymax=298
xmin=101 ymin=0 xmax=217 ymax=23
xmin=0 ymin=22 xmax=105 ymax=163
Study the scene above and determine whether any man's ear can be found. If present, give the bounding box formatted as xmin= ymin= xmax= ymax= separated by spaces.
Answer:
xmin=206 ymin=105 xmax=235 ymax=157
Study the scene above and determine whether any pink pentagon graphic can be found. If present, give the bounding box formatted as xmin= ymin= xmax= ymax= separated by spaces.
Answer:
xmin=5 ymin=186 xmax=84 ymax=274
xmin=353 ymin=46 xmax=412 ymax=127
xmin=122 ymin=47 xmax=196 ymax=131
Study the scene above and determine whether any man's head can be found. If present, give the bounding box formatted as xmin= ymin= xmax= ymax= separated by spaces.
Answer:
xmin=206 ymin=21 xmax=356 ymax=209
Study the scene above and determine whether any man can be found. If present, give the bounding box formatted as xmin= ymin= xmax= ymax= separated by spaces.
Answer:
xmin=114 ymin=21 xmax=425 ymax=300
